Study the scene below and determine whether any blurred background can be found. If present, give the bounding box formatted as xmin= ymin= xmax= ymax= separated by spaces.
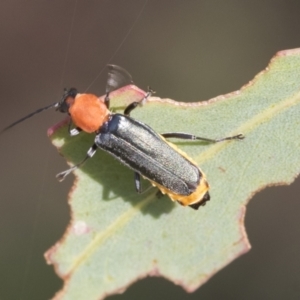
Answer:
xmin=0 ymin=1 xmax=300 ymax=299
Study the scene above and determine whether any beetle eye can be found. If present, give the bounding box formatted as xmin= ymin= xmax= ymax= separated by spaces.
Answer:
xmin=57 ymin=88 xmax=78 ymax=113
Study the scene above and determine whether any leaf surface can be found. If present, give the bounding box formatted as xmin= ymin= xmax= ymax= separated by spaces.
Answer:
xmin=46 ymin=49 xmax=300 ymax=300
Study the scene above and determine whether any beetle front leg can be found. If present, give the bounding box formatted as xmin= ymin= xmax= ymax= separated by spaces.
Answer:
xmin=124 ymin=87 xmax=155 ymax=116
xmin=68 ymin=119 xmax=82 ymax=136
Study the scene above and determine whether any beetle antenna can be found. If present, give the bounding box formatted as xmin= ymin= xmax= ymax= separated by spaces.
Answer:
xmin=0 ymin=102 xmax=59 ymax=135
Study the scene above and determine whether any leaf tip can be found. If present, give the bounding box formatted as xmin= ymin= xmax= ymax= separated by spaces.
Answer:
xmin=47 ymin=117 xmax=70 ymax=137
xmin=276 ymin=47 xmax=300 ymax=57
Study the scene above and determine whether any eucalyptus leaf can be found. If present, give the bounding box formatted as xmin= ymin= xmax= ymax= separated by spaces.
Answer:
xmin=46 ymin=49 xmax=300 ymax=300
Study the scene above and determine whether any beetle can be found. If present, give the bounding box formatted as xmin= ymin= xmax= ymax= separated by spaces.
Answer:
xmin=1 ymin=65 xmax=243 ymax=209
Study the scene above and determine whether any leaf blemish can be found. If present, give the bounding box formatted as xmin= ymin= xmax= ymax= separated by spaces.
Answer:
xmin=72 ymin=220 xmax=90 ymax=236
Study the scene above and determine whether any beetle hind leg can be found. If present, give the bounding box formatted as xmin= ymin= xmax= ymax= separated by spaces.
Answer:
xmin=161 ymin=132 xmax=244 ymax=143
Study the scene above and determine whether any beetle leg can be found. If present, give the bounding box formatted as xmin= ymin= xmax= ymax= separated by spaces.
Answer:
xmin=161 ymin=132 xmax=244 ymax=143
xmin=134 ymin=173 xmax=159 ymax=195
xmin=56 ymin=143 xmax=98 ymax=181
xmin=104 ymin=92 xmax=110 ymax=109
xmin=124 ymin=87 xmax=155 ymax=116
xmin=134 ymin=172 xmax=142 ymax=193
xmin=70 ymin=127 xmax=82 ymax=136
xmin=68 ymin=119 xmax=82 ymax=136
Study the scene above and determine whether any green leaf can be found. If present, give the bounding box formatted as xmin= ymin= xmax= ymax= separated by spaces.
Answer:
xmin=46 ymin=49 xmax=300 ymax=300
